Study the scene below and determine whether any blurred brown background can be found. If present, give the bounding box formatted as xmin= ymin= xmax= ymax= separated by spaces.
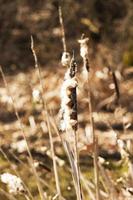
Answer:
xmin=0 ymin=0 xmax=133 ymax=73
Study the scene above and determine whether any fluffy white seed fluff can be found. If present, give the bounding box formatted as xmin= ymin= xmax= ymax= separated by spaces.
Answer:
xmin=78 ymin=38 xmax=89 ymax=58
xmin=0 ymin=173 xmax=25 ymax=194
xmin=61 ymin=52 xmax=71 ymax=67
xmin=78 ymin=37 xmax=90 ymax=80
xmin=60 ymin=68 xmax=77 ymax=132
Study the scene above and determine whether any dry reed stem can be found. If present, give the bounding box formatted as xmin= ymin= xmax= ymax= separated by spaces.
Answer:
xmin=59 ymin=6 xmax=67 ymax=52
xmin=78 ymin=36 xmax=100 ymax=200
xmin=31 ymin=36 xmax=62 ymax=199
xmin=25 ymin=195 xmax=31 ymax=200
xmin=0 ymin=66 xmax=45 ymax=200
xmin=49 ymin=115 xmax=81 ymax=193
xmin=88 ymin=92 xmax=100 ymax=200
xmin=73 ymin=130 xmax=83 ymax=200
xmin=44 ymin=114 xmax=62 ymax=199
xmin=59 ymin=6 xmax=71 ymax=68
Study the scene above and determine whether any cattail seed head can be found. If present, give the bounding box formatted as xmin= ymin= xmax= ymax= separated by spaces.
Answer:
xmin=61 ymin=52 xmax=71 ymax=67
xmin=78 ymin=37 xmax=90 ymax=74
xmin=78 ymin=38 xmax=89 ymax=59
xmin=59 ymin=56 xmax=78 ymax=133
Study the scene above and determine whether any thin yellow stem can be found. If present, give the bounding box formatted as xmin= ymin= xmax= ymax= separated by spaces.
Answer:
xmin=58 ymin=6 xmax=67 ymax=52
xmin=31 ymin=36 xmax=62 ymax=199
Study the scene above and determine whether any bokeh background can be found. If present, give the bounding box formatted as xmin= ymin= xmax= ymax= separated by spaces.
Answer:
xmin=0 ymin=0 xmax=133 ymax=73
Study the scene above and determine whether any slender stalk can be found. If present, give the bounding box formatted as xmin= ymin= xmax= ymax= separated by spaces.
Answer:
xmin=31 ymin=36 xmax=62 ymax=199
xmin=59 ymin=6 xmax=67 ymax=52
xmin=51 ymin=112 xmax=83 ymax=200
xmin=49 ymin=115 xmax=81 ymax=195
xmin=25 ymin=194 xmax=31 ymax=200
xmin=78 ymin=36 xmax=100 ymax=200
xmin=87 ymin=86 xmax=100 ymax=200
xmin=73 ymin=130 xmax=83 ymax=200
xmin=42 ymin=112 xmax=62 ymax=199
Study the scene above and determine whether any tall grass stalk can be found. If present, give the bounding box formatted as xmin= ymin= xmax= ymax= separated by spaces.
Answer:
xmin=0 ymin=66 xmax=45 ymax=200
xmin=49 ymin=114 xmax=83 ymax=200
xmin=78 ymin=37 xmax=100 ymax=200
xmin=59 ymin=6 xmax=67 ymax=53
xmin=58 ymin=8 xmax=83 ymax=199
xmin=30 ymin=36 xmax=62 ymax=199
xmin=59 ymin=6 xmax=71 ymax=68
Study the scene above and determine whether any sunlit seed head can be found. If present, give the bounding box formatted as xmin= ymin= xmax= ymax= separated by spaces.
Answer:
xmin=61 ymin=52 xmax=71 ymax=67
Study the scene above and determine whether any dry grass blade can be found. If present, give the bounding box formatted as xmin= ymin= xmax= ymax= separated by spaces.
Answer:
xmin=31 ymin=35 xmax=46 ymax=110
xmin=41 ymin=117 xmax=62 ymax=200
xmin=50 ymin=115 xmax=83 ymax=200
xmin=88 ymin=92 xmax=100 ymax=200
xmin=58 ymin=6 xmax=71 ymax=68
xmin=31 ymin=36 xmax=62 ymax=199
xmin=78 ymin=36 xmax=100 ymax=200
xmin=59 ymin=6 xmax=67 ymax=52
xmin=49 ymin=116 xmax=81 ymax=199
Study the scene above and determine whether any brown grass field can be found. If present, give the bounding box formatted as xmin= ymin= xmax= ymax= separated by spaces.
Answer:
xmin=0 ymin=1 xmax=133 ymax=200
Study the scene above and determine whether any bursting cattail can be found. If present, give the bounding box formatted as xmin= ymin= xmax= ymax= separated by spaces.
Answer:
xmin=61 ymin=52 xmax=71 ymax=67
xmin=59 ymin=56 xmax=83 ymax=200
xmin=78 ymin=37 xmax=90 ymax=73
xmin=59 ymin=55 xmax=78 ymax=133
